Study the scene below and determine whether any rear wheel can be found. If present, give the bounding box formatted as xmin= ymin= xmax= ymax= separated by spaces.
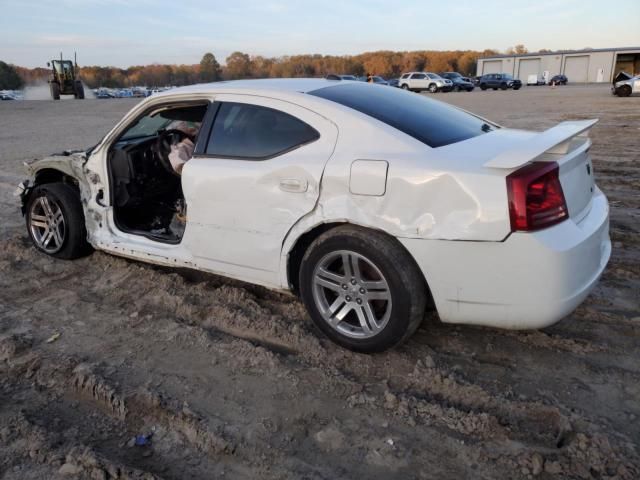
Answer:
xmin=299 ymin=226 xmax=427 ymax=353
xmin=500 ymin=82 xmax=508 ymax=90
xmin=50 ymin=83 xmax=60 ymax=100
xmin=26 ymin=183 xmax=91 ymax=259
xmin=428 ymin=83 xmax=438 ymax=93
xmin=480 ymin=83 xmax=487 ymax=90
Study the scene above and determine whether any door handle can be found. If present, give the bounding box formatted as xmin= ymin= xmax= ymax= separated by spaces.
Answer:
xmin=279 ymin=178 xmax=308 ymax=193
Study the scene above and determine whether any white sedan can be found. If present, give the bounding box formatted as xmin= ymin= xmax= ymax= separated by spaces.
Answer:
xmin=17 ymin=79 xmax=611 ymax=352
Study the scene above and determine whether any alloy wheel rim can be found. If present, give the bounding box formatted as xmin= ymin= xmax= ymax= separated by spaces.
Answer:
xmin=312 ymin=250 xmax=392 ymax=339
xmin=29 ymin=195 xmax=66 ymax=253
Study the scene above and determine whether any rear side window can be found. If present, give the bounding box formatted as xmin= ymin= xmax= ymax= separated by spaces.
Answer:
xmin=206 ymin=103 xmax=319 ymax=159
xmin=309 ymin=83 xmax=493 ymax=148
xmin=411 ymin=73 xmax=426 ymax=79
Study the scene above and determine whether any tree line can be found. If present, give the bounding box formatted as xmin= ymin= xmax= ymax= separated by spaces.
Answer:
xmin=4 ymin=47 xmax=536 ymax=89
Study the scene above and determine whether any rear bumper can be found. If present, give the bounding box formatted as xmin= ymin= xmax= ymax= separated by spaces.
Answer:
xmin=400 ymin=188 xmax=611 ymax=329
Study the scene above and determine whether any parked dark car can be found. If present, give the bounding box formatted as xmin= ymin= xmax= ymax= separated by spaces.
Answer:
xmin=369 ymin=76 xmax=389 ymax=86
xmin=439 ymin=72 xmax=475 ymax=91
xmin=549 ymin=74 xmax=568 ymax=86
xmin=479 ymin=73 xmax=522 ymax=90
xmin=388 ymin=78 xmax=400 ymax=88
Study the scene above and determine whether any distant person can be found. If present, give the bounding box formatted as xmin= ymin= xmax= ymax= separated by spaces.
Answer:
xmin=367 ymin=73 xmax=374 ymax=83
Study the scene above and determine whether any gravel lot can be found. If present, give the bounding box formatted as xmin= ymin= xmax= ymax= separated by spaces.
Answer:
xmin=0 ymin=85 xmax=639 ymax=479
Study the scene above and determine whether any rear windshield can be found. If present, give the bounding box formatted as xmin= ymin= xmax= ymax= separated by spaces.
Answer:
xmin=309 ymin=83 xmax=492 ymax=148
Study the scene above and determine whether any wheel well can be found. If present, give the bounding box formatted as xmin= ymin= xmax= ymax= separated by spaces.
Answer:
xmin=34 ymin=169 xmax=79 ymax=192
xmin=286 ymin=222 xmax=435 ymax=310
xmin=287 ymin=222 xmax=346 ymax=295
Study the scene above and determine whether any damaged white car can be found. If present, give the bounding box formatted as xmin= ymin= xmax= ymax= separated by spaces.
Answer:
xmin=612 ymin=71 xmax=640 ymax=97
xmin=18 ymin=79 xmax=611 ymax=352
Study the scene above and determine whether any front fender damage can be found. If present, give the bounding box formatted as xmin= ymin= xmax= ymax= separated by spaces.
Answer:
xmin=18 ymin=153 xmax=103 ymax=245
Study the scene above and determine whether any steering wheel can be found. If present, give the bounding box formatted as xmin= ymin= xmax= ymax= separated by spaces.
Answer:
xmin=155 ymin=129 xmax=195 ymax=176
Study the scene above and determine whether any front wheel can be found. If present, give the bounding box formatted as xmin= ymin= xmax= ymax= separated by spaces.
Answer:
xmin=299 ymin=226 xmax=427 ymax=352
xmin=401 ymin=84 xmax=409 ymax=90
xmin=50 ymin=83 xmax=60 ymax=100
xmin=480 ymin=84 xmax=487 ymax=90
xmin=428 ymin=83 xmax=438 ymax=93
xmin=500 ymin=83 xmax=508 ymax=90
xmin=74 ymin=81 xmax=85 ymax=99
xmin=617 ymin=85 xmax=632 ymax=97
xmin=26 ymin=183 xmax=92 ymax=259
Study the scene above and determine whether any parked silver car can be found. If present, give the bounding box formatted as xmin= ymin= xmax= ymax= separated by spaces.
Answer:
xmin=612 ymin=72 xmax=640 ymax=97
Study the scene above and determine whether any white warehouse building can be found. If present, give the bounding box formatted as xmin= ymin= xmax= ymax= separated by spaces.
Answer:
xmin=476 ymin=47 xmax=640 ymax=83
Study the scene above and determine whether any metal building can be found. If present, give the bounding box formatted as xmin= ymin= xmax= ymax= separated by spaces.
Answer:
xmin=476 ymin=47 xmax=640 ymax=83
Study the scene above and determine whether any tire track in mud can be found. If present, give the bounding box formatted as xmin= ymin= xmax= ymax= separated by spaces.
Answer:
xmin=1 ymin=228 xmax=639 ymax=479
xmin=2 ymin=89 xmax=639 ymax=479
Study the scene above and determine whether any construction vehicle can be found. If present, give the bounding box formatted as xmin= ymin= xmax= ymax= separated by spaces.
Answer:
xmin=47 ymin=52 xmax=84 ymax=100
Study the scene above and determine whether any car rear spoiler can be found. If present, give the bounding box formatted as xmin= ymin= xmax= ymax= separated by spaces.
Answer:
xmin=484 ymin=119 xmax=598 ymax=169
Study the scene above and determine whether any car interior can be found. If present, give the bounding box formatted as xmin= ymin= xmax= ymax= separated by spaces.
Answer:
xmin=107 ymin=102 xmax=208 ymax=244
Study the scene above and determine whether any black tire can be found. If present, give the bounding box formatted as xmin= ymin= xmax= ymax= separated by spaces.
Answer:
xmin=401 ymin=84 xmax=409 ymax=90
xmin=480 ymin=84 xmax=487 ymax=90
xmin=453 ymin=85 xmax=460 ymax=92
xmin=513 ymin=86 xmax=521 ymax=90
xmin=50 ymin=83 xmax=60 ymax=100
xmin=25 ymin=183 xmax=92 ymax=259
xmin=492 ymin=87 xmax=498 ymax=90
xmin=428 ymin=83 xmax=438 ymax=93
xmin=299 ymin=225 xmax=427 ymax=353
xmin=74 ymin=81 xmax=85 ymax=99
xmin=500 ymin=82 xmax=508 ymax=90
xmin=467 ymin=87 xmax=474 ymax=92
xmin=618 ymin=85 xmax=632 ymax=97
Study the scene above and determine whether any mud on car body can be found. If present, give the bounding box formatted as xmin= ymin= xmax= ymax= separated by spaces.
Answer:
xmin=18 ymin=79 xmax=611 ymax=352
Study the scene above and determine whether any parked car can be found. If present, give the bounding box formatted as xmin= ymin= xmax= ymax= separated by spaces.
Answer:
xmin=369 ymin=76 xmax=389 ymax=86
xmin=612 ymin=71 xmax=640 ymax=97
xmin=399 ymin=72 xmax=453 ymax=92
xmin=17 ymin=79 xmax=610 ymax=352
xmin=549 ymin=74 xmax=568 ymax=86
xmin=439 ymin=72 xmax=475 ymax=91
xmin=326 ymin=74 xmax=358 ymax=81
xmin=479 ymin=73 xmax=522 ymax=90
xmin=388 ymin=78 xmax=400 ymax=88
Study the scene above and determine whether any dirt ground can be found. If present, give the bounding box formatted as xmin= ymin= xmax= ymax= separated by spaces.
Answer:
xmin=0 ymin=85 xmax=638 ymax=480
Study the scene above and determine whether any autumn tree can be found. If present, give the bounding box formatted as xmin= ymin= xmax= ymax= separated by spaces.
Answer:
xmin=199 ymin=52 xmax=221 ymax=82
xmin=0 ymin=61 xmax=24 ymax=89
xmin=457 ymin=51 xmax=478 ymax=75
xmin=224 ymin=51 xmax=252 ymax=79
xmin=506 ymin=44 xmax=528 ymax=55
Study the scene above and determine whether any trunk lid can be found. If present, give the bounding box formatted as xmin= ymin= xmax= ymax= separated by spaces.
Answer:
xmin=483 ymin=119 xmax=598 ymax=222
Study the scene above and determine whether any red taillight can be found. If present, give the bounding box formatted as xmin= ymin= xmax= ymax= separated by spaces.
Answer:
xmin=506 ymin=161 xmax=568 ymax=232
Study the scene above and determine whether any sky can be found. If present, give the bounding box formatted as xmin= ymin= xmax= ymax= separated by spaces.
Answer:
xmin=1 ymin=0 xmax=639 ymax=68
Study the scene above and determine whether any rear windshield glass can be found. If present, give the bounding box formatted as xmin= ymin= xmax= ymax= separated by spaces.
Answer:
xmin=309 ymin=83 xmax=492 ymax=148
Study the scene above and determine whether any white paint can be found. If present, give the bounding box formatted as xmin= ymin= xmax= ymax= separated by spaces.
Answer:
xmin=24 ymin=79 xmax=611 ymax=331
xmin=349 ymin=160 xmax=388 ymax=196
